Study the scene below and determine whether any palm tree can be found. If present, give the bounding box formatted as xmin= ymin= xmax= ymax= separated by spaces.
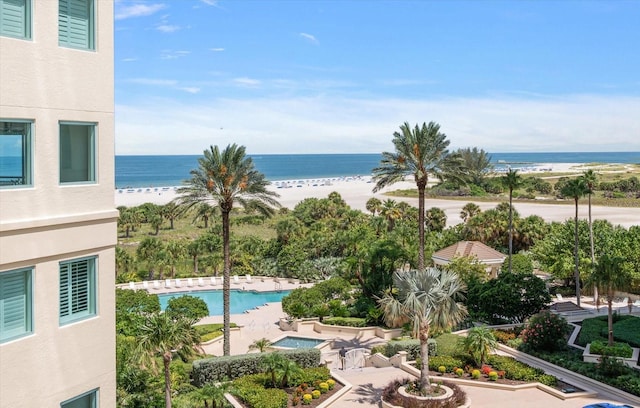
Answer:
xmin=176 ymin=144 xmax=280 ymax=355
xmin=456 ymin=147 xmax=494 ymax=185
xmin=460 ymin=326 xmax=498 ymax=366
xmin=136 ymin=313 xmax=202 ymax=408
xmin=460 ymin=202 xmax=481 ymax=223
xmin=248 ymin=337 xmax=272 ymax=353
xmin=380 ymin=199 xmax=401 ymax=232
xmin=379 ymin=268 xmax=467 ymax=395
xmin=583 ymin=169 xmax=599 ymax=303
xmin=373 ymin=122 xmax=462 ymax=270
xmin=591 ymin=255 xmax=631 ymax=346
xmin=561 ymin=177 xmax=588 ymax=306
xmin=365 ymin=197 xmax=382 ymax=216
xmin=501 ymin=168 xmax=523 ymax=273
xmin=425 ymin=207 xmax=446 ymax=233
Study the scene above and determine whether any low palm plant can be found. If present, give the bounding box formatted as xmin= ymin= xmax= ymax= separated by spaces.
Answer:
xmin=459 ymin=326 xmax=498 ymax=366
xmin=248 ymin=337 xmax=272 ymax=353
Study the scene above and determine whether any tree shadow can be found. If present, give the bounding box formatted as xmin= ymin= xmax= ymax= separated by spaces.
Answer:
xmin=339 ymin=382 xmax=384 ymax=406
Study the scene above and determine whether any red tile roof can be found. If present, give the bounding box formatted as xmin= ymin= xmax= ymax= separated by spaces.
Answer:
xmin=432 ymin=241 xmax=506 ymax=264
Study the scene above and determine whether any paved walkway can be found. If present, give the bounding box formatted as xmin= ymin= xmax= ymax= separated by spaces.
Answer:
xmin=122 ymin=279 xmax=640 ymax=407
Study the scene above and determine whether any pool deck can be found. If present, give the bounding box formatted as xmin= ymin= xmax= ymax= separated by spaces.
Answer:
xmin=121 ymin=280 xmax=640 ymax=408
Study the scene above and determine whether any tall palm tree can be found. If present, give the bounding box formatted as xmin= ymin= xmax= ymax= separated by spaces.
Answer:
xmin=373 ymin=122 xmax=462 ymax=270
xmin=583 ymin=170 xmax=599 ymax=303
xmin=591 ymin=255 xmax=631 ymax=346
xmin=501 ymin=168 xmax=523 ymax=273
xmin=379 ymin=268 xmax=467 ymax=395
xmin=177 ymin=144 xmax=280 ymax=355
xmin=561 ymin=177 xmax=588 ymax=306
xmin=460 ymin=202 xmax=481 ymax=223
xmin=136 ymin=313 xmax=202 ymax=408
xmin=365 ymin=197 xmax=382 ymax=216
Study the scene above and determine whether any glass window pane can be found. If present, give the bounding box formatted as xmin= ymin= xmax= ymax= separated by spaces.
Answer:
xmin=60 ymin=123 xmax=95 ymax=184
xmin=0 ymin=120 xmax=32 ymax=188
xmin=61 ymin=389 xmax=97 ymax=408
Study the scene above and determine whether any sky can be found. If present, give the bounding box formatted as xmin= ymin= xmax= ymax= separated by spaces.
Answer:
xmin=114 ymin=0 xmax=640 ymax=155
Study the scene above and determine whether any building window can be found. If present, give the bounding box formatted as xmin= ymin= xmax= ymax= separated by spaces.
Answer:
xmin=0 ymin=268 xmax=33 ymax=343
xmin=59 ymin=122 xmax=96 ymax=184
xmin=58 ymin=0 xmax=94 ymax=50
xmin=0 ymin=120 xmax=33 ymax=188
xmin=0 ymin=0 xmax=31 ymax=39
xmin=59 ymin=257 xmax=96 ymax=325
xmin=61 ymin=389 xmax=98 ymax=408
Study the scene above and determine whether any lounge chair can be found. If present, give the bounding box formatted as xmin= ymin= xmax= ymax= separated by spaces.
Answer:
xmin=165 ymin=279 xmax=172 ymax=288
xmin=210 ymin=276 xmax=217 ymax=286
xmin=633 ymin=299 xmax=640 ymax=308
xmin=153 ymin=280 xmax=160 ymax=289
xmin=175 ymin=279 xmax=182 ymax=288
xmin=187 ymin=278 xmax=194 ymax=287
xmin=556 ymin=294 xmax=564 ymax=301
xmin=197 ymin=277 xmax=205 ymax=287
xmin=142 ymin=281 xmax=149 ymax=290
xmin=128 ymin=281 xmax=136 ymax=290
xmin=246 ymin=274 xmax=253 ymax=283
xmin=233 ymin=275 xmax=240 ymax=284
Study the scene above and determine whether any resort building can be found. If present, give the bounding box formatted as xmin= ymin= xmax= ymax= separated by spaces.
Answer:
xmin=0 ymin=1 xmax=117 ymax=407
xmin=432 ymin=240 xmax=507 ymax=279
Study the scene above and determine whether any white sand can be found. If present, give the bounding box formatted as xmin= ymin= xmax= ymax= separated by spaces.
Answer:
xmin=115 ymin=164 xmax=640 ymax=228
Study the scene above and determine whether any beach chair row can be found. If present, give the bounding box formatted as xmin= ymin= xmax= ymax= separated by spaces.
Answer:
xmin=127 ymin=274 xmax=254 ymax=291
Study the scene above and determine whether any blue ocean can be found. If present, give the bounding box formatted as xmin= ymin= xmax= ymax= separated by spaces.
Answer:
xmin=114 ymin=152 xmax=640 ymax=189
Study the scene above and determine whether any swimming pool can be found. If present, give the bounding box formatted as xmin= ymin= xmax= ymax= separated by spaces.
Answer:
xmin=158 ymin=289 xmax=291 ymax=316
xmin=271 ymin=336 xmax=328 ymax=349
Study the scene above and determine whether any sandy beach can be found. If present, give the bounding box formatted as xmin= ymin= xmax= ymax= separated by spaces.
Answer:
xmin=115 ymin=163 xmax=640 ymax=228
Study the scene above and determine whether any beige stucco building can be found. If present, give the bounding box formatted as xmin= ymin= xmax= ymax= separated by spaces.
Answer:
xmin=0 ymin=1 xmax=117 ymax=407
xmin=432 ymin=240 xmax=507 ymax=279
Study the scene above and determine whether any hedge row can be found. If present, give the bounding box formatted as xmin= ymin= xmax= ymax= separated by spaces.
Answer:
xmin=322 ymin=317 xmax=368 ymax=327
xmin=192 ymin=348 xmax=321 ymax=386
xmin=232 ymin=374 xmax=289 ymax=408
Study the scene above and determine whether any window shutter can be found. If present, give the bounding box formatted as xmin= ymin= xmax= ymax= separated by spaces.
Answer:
xmin=59 ymin=0 xmax=93 ymax=49
xmin=0 ymin=271 xmax=28 ymax=340
xmin=0 ymin=0 xmax=29 ymax=39
xmin=60 ymin=258 xmax=95 ymax=323
xmin=59 ymin=263 xmax=71 ymax=318
xmin=70 ymin=260 xmax=89 ymax=314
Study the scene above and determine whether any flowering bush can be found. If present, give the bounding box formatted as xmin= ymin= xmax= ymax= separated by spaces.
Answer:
xmin=311 ymin=390 xmax=321 ymax=399
xmin=302 ymin=394 xmax=313 ymax=404
xmin=438 ymin=365 xmax=447 ymax=374
xmin=455 ymin=368 xmax=464 ymax=377
xmin=481 ymin=365 xmax=492 ymax=375
xmin=488 ymin=371 xmax=498 ymax=381
xmin=318 ymin=382 xmax=329 ymax=393
xmin=520 ymin=311 xmax=570 ymax=352
xmin=326 ymin=379 xmax=336 ymax=390
xmin=471 ymin=369 xmax=481 ymax=379
xmin=292 ymin=396 xmax=300 ymax=406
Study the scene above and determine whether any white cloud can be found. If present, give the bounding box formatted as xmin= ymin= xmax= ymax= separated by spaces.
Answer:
xmin=115 ymin=3 xmax=166 ymax=20
xmin=160 ymin=50 xmax=191 ymax=60
xmin=122 ymin=57 xmax=138 ymax=62
xmin=299 ymin=32 xmax=319 ymax=45
xmin=200 ymin=0 xmax=218 ymax=5
xmin=157 ymin=24 xmax=181 ymax=33
xmin=177 ymin=87 xmax=201 ymax=94
xmin=115 ymin=94 xmax=640 ymax=155
xmin=209 ymin=47 xmax=225 ymax=52
xmin=233 ymin=77 xmax=261 ymax=87
xmin=127 ymin=78 xmax=177 ymax=86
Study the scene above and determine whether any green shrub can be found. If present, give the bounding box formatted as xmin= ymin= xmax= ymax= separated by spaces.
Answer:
xmin=384 ymin=339 xmax=421 ymax=360
xmin=311 ymin=390 xmax=321 ymax=399
xmin=232 ymin=374 xmax=288 ymax=408
xmin=434 ymin=333 xmax=462 ymax=356
xmin=577 ymin=316 xmax=607 ymax=346
xmin=471 ymin=369 xmax=481 ymax=379
xmin=487 ymin=355 xmax=552 ymax=383
xmin=488 ymin=371 xmax=498 ymax=381
xmin=520 ymin=311 xmax=570 ymax=352
xmin=294 ymin=366 xmax=330 ymax=386
xmin=326 ymin=379 xmax=335 ymax=390
xmin=455 ymin=368 xmax=464 ymax=377
xmin=322 ymin=317 xmax=368 ymax=327
xmin=589 ymin=340 xmax=633 ymax=358
xmin=302 ymin=394 xmax=312 ymax=404
xmin=438 ymin=365 xmax=446 ymax=374
xmin=318 ymin=382 xmax=329 ymax=393
xmin=192 ymin=348 xmax=321 ymax=386
xmin=428 ymin=356 xmax=465 ymax=372
xmin=195 ymin=323 xmax=238 ymax=342
xmin=611 ymin=316 xmax=640 ymax=347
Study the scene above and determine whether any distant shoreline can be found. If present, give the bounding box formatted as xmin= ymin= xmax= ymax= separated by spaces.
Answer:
xmin=115 ymin=162 xmax=640 ymax=229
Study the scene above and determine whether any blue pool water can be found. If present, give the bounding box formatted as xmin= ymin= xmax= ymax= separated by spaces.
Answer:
xmin=271 ymin=336 xmax=327 ymax=348
xmin=158 ymin=289 xmax=291 ymax=316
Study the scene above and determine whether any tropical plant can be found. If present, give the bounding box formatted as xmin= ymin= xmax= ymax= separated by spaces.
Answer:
xmin=248 ymin=337 xmax=272 ymax=353
xmin=136 ymin=237 xmax=165 ymax=280
xmin=373 ymin=121 xmax=463 ymax=270
xmin=378 ymin=268 xmax=467 ymax=395
xmin=456 ymin=147 xmax=494 ymax=185
xmin=425 ymin=207 xmax=447 ymax=232
xmin=365 ymin=197 xmax=382 ymax=216
xmin=176 ymin=144 xmax=280 ymax=355
xmin=460 ymin=326 xmax=498 ymax=366
xmin=135 ymin=312 xmax=202 ymax=408
xmin=591 ymin=255 xmax=632 ymax=346
xmin=166 ymin=295 xmax=209 ymax=320
xmin=560 ymin=177 xmax=588 ymax=306
xmin=501 ymin=168 xmax=523 ymax=273
xmin=583 ymin=169 xmax=599 ymax=302
xmin=460 ymin=202 xmax=481 ymax=223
